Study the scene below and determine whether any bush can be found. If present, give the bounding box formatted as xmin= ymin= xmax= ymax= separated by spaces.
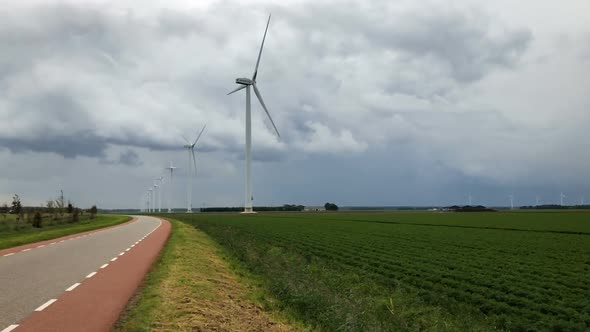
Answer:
xmin=33 ymin=212 xmax=42 ymax=228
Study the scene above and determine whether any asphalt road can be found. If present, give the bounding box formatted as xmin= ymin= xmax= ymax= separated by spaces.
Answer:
xmin=0 ymin=216 xmax=160 ymax=330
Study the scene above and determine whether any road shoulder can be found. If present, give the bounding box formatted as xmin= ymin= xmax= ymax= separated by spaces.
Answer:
xmin=115 ymin=218 xmax=301 ymax=331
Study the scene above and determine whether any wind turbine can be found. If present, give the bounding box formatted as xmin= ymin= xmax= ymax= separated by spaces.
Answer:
xmin=182 ymin=125 xmax=206 ymax=213
xmin=153 ymin=182 xmax=159 ymax=213
xmin=227 ymin=14 xmax=280 ymax=213
xmin=509 ymin=194 xmax=514 ymax=210
xmin=467 ymin=193 xmax=472 ymax=206
xmin=148 ymin=188 xmax=153 ymax=213
xmin=155 ymin=176 xmax=164 ymax=212
xmin=560 ymin=192 xmax=566 ymax=206
xmin=535 ymin=195 xmax=540 ymax=206
xmin=166 ymin=162 xmax=177 ymax=213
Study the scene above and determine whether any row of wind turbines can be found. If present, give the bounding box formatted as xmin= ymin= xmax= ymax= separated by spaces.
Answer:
xmin=466 ymin=192 xmax=585 ymax=209
xmin=141 ymin=14 xmax=279 ymax=214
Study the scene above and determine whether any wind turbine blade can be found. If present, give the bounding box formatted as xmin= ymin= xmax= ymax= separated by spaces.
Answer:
xmin=227 ymin=85 xmax=247 ymax=95
xmin=181 ymin=134 xmax=191 ymax=145
xmin=253 ymin=83 xmax=280 ymax=137
xmin=252 ymin=14 xmax=271 ymax=81
xmin=193 ymin=124 xmax=207 ymax=146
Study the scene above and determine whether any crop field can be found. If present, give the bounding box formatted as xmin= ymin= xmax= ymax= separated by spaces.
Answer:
xmin=174 ymin=211 xmax=590 ymax=331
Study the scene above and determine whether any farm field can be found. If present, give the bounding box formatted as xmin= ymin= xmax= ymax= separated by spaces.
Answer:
xmin=174 ymin=211 xmax=590 ymax=331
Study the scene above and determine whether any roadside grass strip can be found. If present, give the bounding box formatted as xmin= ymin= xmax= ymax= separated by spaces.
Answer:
xmin=115 ymin=219 xmax=299 ymax=332
xmin=0 ymin=215 xmax=131 ymax=251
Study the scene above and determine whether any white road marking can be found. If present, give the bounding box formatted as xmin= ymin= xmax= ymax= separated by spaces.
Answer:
xmin=131 ymin=244 xmax=135 ymax=247
xmin=1 ymin=324 xmax=19 ymax=332
xmin=50 ymin=242 xmax=56 ymax=245
xmin=86 ymin=272 xmax=97 ymax=278
xmin=22 ymin=249 xmax=31 ymax=252
xmin=111 ymin=257 xmax=118 ymax=262
xmin=35 ymin=299 xmax=57 ymax=311
xmin=119 ymin=252 xmax=125 ymax=256
xmin=59 ymin=240 xmax=65 ymax=243
xmin=37 ymin=245 xmax=45 ymax=248
xmin=125 ymin=248 xmax=130 ymax=251
xmin=3 ymin=253 xmax=14 ymax=257
xmin=100 ymin=263 xmax=109 ymax=269
xmin=66 ymin=283 xmax=81 ymax=291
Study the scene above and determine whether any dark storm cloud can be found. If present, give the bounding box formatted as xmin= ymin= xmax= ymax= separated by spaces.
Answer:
xmin=118 ymin=149 xmax=142 ymax=166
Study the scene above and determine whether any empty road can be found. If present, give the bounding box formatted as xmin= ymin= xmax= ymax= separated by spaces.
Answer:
xmin=0 ymin=215 xmax=163 ymax=331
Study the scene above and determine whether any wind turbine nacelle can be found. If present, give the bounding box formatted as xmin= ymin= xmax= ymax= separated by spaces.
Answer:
xmin=236 ymin=78 xmax=254 ymax=85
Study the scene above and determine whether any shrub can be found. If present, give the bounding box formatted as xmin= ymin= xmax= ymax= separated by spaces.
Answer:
xmin=33 ymin=212 xmax=42 ymax=228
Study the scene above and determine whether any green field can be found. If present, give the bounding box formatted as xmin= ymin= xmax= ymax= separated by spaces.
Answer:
xmin=173 ymin=211 xmax=590 ymax=331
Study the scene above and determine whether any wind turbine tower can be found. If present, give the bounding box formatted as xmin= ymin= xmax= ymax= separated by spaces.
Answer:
xmin=183 ymin=125 xmax=206 ymax=213
xmin=166 ymin=162 xmax=177 ymax=213
xmin=148 ymin=188 xmax=153 ymax=213
xmin=509 ymin=194 xmax=514 ymax=210
xmin=155 ymin=176 xmax=164 ymax=212
xmin=560 ymin=192 xmax=566 ymax=206
xmin=228 ymin=14 xmax=280 ymax=213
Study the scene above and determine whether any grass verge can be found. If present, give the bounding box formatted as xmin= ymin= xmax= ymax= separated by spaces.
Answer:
xmin=0 ymin=214 xmax=131 ymax=250
xmin=115 ymin=218 xmax=301 ymax=332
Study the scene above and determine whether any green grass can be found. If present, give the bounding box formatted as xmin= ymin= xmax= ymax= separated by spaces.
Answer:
xmin=0 ymin=214 xmax=131 ymax=250
xmin=171 ymin=211 xmax=590 ymax=331
xmin=116 ymin=218 xmax=299 ymax=331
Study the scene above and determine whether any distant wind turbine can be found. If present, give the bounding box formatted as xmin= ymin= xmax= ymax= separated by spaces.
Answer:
xmin=580 ymin=196 xmax=585 ymax=205
xmin=509 ymin=194 xmax=514 ymax=210
xmin=156 ymin=176 xmax=164 ymax=212
xmin=148 ymin=188 xmax=153 ymax=213
xmin=166 ymin=162 xmax=177 ymax=213
xmin=182 ymin=125 xmax=206 ymax=213
xmin=535 ymin=195 xmax=540 ymax=206
xmin=153 ymin=182 xmax=159 ymax=213
xmin=227 ymin=14 xmax=280 ymax=213
xmin=560 ymin=192 xmax=566 ymax=206
xmin=468 ymin=193 xmax=472 ymax=206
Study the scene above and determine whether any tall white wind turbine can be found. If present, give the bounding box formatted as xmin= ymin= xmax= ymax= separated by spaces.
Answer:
xmin=227 ymin=14 xmax=280 ymax=213
xmin=166 ymin=162 xmax=177 ymax=213
xmin=156 ymin=176 xmax=164 ymax=212
xmin=560 ymin=192 xmax=566 ymax=206
xmin=183 ymin=125 xmax=206 ymax=213
xmin=153 ymin=183 xmax=159 ymax=213
xmin=148 ymin=188 xmax=153 ymax=213
xmin=509 ymin=194 xmax=514 ymax=210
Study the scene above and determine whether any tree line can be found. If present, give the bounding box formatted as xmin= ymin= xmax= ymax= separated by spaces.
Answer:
xmin=1 ymin=193 xmax=98 ymax=228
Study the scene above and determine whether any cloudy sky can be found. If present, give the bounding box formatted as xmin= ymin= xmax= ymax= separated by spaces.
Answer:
xmin=1 ymin=0 xmax=589 ymax=209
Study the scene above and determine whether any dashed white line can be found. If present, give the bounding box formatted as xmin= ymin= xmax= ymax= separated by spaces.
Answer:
xmin=35 ymin=299 xmax=57 ymax=311
xmin=119 ymin=252 xmax=125 ymax=256
xmin=50 ymin=242 xmax=56 ymax=245
xmin=125 ymin=248 xmax=130 ymax=251
xmin=1 ymin=324 xmax=19 ymax=332
xmin=3 ymin=253 xmax=14 ymax=257
xmin=86 ymin=272 xmax=97 ymax=278
xmin=22 ymin=249 xmax=31 ymax=252
xmin=66 ymin=283 xmax=81 ymax=291
xmin=37 ymin=245 xmax=45 ymax=248
xmin=100 ymin=263 xmax=109 ymax=269
xmin=111 ymin=257 xmax=118 ymax=262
